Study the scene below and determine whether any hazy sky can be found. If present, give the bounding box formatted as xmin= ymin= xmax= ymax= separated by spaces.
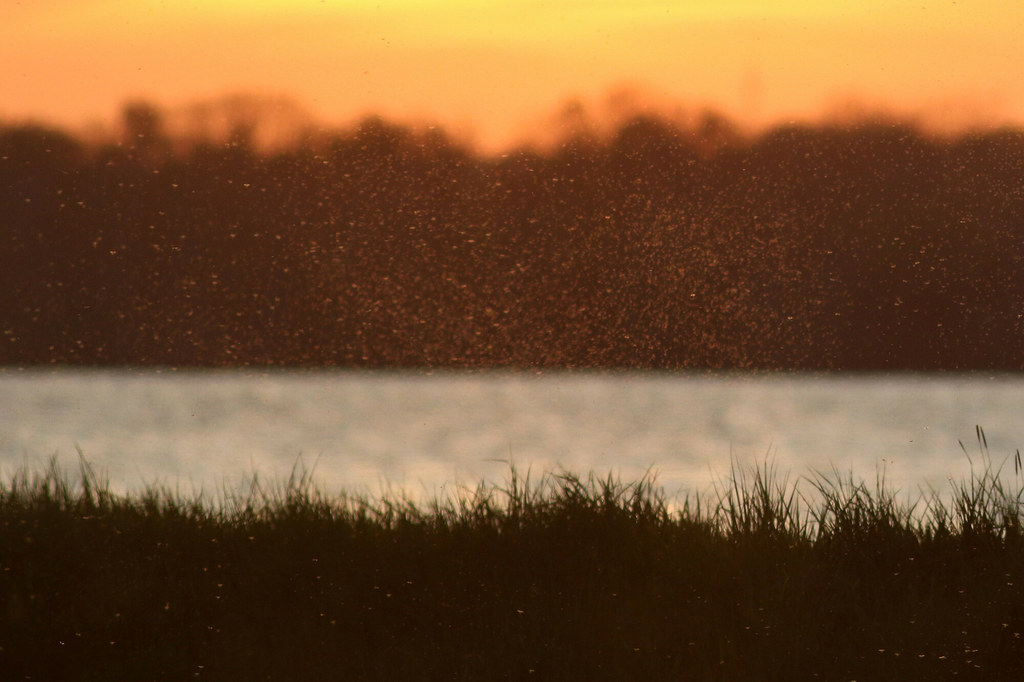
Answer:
xmin=3 ymin=0 xmax=1022 ymax=149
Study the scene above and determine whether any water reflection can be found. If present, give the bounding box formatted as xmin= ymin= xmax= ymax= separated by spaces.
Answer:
xmin=1 ymin=368 xmax=1021 ymax=501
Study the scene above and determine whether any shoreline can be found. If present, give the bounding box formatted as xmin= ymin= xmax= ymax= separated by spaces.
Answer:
xmin=4 ymin=452 xmax=1024 ymax=679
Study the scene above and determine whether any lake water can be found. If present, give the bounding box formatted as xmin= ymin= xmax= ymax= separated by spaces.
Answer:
xmin=1 ymin=368 xmax=1022 ymax=501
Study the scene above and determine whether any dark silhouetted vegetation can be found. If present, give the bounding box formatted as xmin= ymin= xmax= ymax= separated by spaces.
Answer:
xmin=4 ymin=443 xmax=1024 ymax=680
xmin=2 ymin=102 xmax=1023 ymax=369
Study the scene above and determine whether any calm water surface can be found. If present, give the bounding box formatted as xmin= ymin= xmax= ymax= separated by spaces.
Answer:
xmin=1 ymin=369 xmax=1022 ymax=499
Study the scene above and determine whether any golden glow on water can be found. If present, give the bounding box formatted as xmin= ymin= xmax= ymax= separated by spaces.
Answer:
xmin=3 ymin=1 xmax=1023 ymax=148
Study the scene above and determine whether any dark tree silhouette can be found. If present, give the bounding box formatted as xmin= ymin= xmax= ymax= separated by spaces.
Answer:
xmin=1 ymin=103 xmax=1022 ymax=369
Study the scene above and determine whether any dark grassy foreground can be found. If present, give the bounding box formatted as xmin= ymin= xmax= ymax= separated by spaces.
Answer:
xmin=4 ymin=450 xmax=1024 ymax=680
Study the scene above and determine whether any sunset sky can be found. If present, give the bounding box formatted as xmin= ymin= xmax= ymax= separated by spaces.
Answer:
xmin=3 ymin=0 xmax=1022 ymax=150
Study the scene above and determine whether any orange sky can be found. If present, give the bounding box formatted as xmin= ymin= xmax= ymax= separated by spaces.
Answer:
xmin=3 ymin=0 xmax=1023 ymax=150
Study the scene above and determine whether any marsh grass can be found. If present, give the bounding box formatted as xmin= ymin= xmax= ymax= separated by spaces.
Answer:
xmin=4 ymin=438 xmax=1024 ymax=680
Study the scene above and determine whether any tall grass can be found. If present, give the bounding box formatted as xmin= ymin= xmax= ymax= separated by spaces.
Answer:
xmin=3 ymin=439 xmax=1024 ymax=680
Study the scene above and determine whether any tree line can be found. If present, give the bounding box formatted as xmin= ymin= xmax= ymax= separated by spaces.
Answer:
xmin=2 ymin=103 xmax=1022 ymax=369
